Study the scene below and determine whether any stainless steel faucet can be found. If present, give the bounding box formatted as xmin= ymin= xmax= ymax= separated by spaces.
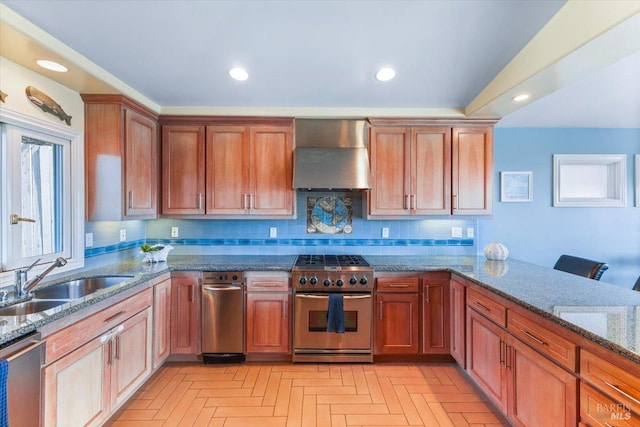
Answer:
xmin=15 ymin=257 xmax=67 ymax=298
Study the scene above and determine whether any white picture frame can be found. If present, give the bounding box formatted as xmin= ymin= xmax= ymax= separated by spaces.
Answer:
xmin=636 ymin=154 xmax=640 ymax=208
xmin=500 ymin=171 xmax=532 ymax=202
xmin=553 ymin=154 xmax=626 ymax=207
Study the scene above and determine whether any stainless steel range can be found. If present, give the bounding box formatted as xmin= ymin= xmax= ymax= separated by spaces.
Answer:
xmin=292 ymin=255 xmax=373 ymax=363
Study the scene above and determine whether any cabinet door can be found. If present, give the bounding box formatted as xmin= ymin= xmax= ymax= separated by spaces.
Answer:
xmin=422 ymin=273 xmax=450 ymax=354
xmin=412 ymin=127 xmax=451 ymax=215
xmin=43 ymin=333 xmax=110 ymax=427
xmin=249 ymin=125 xmax=294 ymax=215
xmin=124 ymin=108 xmax=158 ymax=218
xmin=246 ymin=292 xmax=290 ymax=353
xmin=111 ymin=307 xmax=153 ymax=408
xmin=153 ymin=279 xmax=171 ymax=368
xmin=171 ymin=276 xmax=200 ymax=354
xmin=508 ymin=336 xmax=577 ymax=427
xmin=369 ymin=126 xmax=411 ymax=216
xmin=452 ymin=127 xmax=493 ymax=215
xmin=161 ymin=125 xmax=205 ymax=214
xmin=466 ymin=308 xmax=508 ymax=413
xmin=449 ymin=278 xmax=466 ymax=367
xmin=205 ymin=125 xmax=250 ymax=214
xmin=375 ymin=293 xmax=419 ymax=354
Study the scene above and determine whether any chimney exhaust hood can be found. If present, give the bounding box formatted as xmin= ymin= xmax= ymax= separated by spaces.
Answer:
xmin=293 ymin=119 xmax=372 ymax=191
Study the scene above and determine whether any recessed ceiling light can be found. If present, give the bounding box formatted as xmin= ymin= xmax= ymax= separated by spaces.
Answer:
xmin=36 ymin=59 xmax=68 ymax=72
xmin=376 ymin=67 xmax=396 ymax=82
xmin=512 ymin=94 xmax=530 ymax=102
xmin=229 ymin=67 xmax=249 ymax=81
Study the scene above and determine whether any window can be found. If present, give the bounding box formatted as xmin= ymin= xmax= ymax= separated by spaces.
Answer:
xmin=0 ymin=108 xmax=83 ymax=286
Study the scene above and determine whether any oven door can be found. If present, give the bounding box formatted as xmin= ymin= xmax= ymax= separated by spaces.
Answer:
xmin=294 ymin=293 xmax=372 ymax=352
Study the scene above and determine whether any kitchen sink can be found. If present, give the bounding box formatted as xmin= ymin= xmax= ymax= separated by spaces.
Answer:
xmin=32 ymin=276 xmax=134 ymax=300
xmin=0 ymin=300 xmax=67 ymax=316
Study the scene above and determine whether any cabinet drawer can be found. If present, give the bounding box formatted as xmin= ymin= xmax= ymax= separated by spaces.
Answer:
xmin=45 ymin=288 xmax=153 ymax=364
xmin=466 ymin=288 xmax=506 ymax=327
xmin=246 ymin=276 xmax=289 ymax=292
xmin=581 ymin=382 xmax=638 ymax=426
xmin=508 ymin=309 xmax=577 ymax=371
xmin=377 ymin=277 xmax=420 ymax=293
xmin=581 ymin=350 xmax=640 ymax=417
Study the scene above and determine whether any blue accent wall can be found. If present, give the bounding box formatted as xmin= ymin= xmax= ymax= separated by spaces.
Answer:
xmin=479 ymin=128 xmax=640 ymax=289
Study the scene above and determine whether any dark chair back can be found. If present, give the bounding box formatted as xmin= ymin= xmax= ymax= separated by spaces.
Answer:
xmin=553 ymin=255 xmax=609 ymax=281
xmin=633 ymin=276 xmax=640 ymax=292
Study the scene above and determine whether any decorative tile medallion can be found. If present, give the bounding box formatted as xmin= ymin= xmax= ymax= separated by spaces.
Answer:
xmin=306 ymin=196 xmax=353 ymax=234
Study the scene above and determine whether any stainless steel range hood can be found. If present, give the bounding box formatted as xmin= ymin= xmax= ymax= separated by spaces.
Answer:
xmin=293 ymin=119 xmax=371 ymax=191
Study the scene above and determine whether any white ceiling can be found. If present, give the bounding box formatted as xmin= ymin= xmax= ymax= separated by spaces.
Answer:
xmin=1 ymin=0 xmax=639 ymax=127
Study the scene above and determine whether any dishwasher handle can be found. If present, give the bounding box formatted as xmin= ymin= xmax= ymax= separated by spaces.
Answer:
xmin=4 ymin=339 xmax=45 ymax=362
xmin=203 ymin=285 xmax=243 ymax=291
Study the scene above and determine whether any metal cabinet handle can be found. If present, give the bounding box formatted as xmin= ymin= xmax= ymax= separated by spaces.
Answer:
xmin=452 ymin=194 xmax=458 ymax=210
xmin=379 ymin=301 xmax=383 ymax=319
xmin=283 ymin=300 xmax=288 ymax=318
xmin=473 ymin=301 xmax=491 ymax=312
xmin=107 ymin=340 xmax=113 ymax=365
xmin=424 ymin=285 xmax=430 ymax=303
xmin=521 ymin=329 xmax=548 ymax=347
xmin=104 ymin=310 xmax=126 ymax=324
xmin=505 ymin=344 xmax=512 ymax=369
xmin=128 ymin=191 xmax=133 ymax=210
xmin=114 ymin=335 xmax=121 ymax=360
xmin=499 ymin=340 xmax=505 ymax=365
xmin=197 ymin=193 xmax=203 ymax=211
xmin=10 ymin=214 xmax=36 ymax=225
xmin=404 ymin=195 xmax=410 ymax=210
xmin=389 ymin=284 xmax=409 ymax=288
xmin=410 ymin=194 xmax=416 ymax=210
xmin=604 ymin=381 xmax=640 ymax=405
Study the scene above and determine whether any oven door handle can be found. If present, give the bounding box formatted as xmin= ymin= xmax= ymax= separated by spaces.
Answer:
xmin=203 ymin=285 xmax=243 ymax=291
xmin=295 ymin=294 xmax=371 ymax=300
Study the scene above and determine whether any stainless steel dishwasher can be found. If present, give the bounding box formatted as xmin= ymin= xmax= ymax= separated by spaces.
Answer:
xmin=0 ymin=332 xmax=45 ymax=427
xmin=201 ymin=271 xmax=245 ymax=363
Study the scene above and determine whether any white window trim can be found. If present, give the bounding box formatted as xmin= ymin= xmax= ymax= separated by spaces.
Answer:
xmin=0 ymin=107 xmax=84 ymax=287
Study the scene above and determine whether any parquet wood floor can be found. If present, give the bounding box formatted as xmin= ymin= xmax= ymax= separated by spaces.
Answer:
xmin=105 ymin=362 xmax=509 ymax=427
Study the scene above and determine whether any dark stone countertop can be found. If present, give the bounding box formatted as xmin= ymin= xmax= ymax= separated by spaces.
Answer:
xmin=1 ymin=254 xmax=638 ymax=365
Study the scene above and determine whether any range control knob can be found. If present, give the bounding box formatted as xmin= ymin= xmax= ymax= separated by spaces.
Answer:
xmin=323 ymin=279 xmax=331 ymax=287
xmin=359 ymin=277 xmax=368 ymax=285
xmin=232 ymin=275 xmax=238 ymax=281
xmin=349 ymin=277 xmax=357 ymax=285
xmin=336 ymin=279 xmax=344 ymax=287
xmin=299 ymin=277 xmax=307 ymax=285
xmin=310 ymin=277 xmax=318 ymax=286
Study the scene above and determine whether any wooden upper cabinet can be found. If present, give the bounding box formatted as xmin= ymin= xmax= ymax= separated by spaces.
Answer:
xmin=452 ymin=127 xmax=493 ymax=215
xmin=161 ymin=125 xmax=205 ymax=215
xmin=412 ymin=127 xmax=451 ymax=215
xmin=162 ymin=121 xmax=293 ymax=217
xmin=369 ymin=126 xmax=411 ymax=216
xmin=249 ymin=125 xmax=294 ymax=215
xmin=82 ymin=95 xmax=158 ymax=221
xmin=205 ymin=125 xmax=250 ymax=214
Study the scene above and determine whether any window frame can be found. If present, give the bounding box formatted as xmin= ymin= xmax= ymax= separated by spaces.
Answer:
xmin=0 ymin=107 xmax=84 ymax=286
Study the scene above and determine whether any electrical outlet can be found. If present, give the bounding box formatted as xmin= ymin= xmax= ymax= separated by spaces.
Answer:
xmin=467 ymin=227 xmax=474 ymax=238
xmin=382 ymin=227 xmax=389 ymax=238
xmin=269 ymin=227 xmax=277 ymax=238
xmin=85 ymin=233 xmax=93 ymax=247
xmin=451 ymin=227 xmax=463 ymax=238
xmin=171 ymin=227 xmax=179 ymax=238
xmin=119 ymin=229 xmax=126 ymax=242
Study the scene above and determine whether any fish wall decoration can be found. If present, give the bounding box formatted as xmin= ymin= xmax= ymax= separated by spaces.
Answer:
xmin=0 ymin=90 xmax=7 ymax=103
xmin=25 ymin=86 xmax=72 ymax=125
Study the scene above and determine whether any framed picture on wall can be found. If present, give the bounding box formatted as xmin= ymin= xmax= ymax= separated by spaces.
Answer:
xmin=500 ymin=171 xmax=533 ymax=202
xmin=553 ymin=154 xmax=626 ymax=207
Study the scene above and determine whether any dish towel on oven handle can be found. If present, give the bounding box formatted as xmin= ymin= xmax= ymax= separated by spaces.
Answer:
xmin=0 ymin=359 xmax=8 ymax=427
xmin=326 ymin=293 xmax=345 ymax=333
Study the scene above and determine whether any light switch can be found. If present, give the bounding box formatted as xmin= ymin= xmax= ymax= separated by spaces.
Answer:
xmin=119 ymin=229 xmax=126 ymax=242
xmin=270 ymin=227 xmax=277 ymax=238
xmin=171 ymin=227 xmax=179 ymax=238
xmin=382 ymin=227 xmax=389 ymax=238
xmin=451 ymin=227 xmax=463 ymax=238
xmin=85 ymin=233 xmax=93 ymax=247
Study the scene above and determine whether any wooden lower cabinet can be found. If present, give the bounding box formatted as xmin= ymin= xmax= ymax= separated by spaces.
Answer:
xmin=421 ymin=273 xmax=450 ymax=354
xmin=43 ymin=306 xmax=152 ymax=427
xmin=153 ymin=278 xmax=171 ymax=367
xmin=467 ymin=294 xmax=577 ymax=426
xmin=375 ymin=293 xmax=419 ymax=354
xmin=466 ymin=307 xmax=509 ymax=413
xmin=449 ymin=277 xmax=466 ymax=366
xmin=245 ymin=274 xmax=291 ymax=354
xmin=246 ymin=292 xmax=290 ymax=353
xmin=170 ymin=273 xmax=200 ymax=355
xmin=580 ymin=382 xmax=638 ymax=426
xmin=508 ymin=335 xmax=577 ymax=427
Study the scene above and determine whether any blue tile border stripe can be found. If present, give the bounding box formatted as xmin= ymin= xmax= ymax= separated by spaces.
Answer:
xmin=84 ymin=238 xmax=474 ymax=258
